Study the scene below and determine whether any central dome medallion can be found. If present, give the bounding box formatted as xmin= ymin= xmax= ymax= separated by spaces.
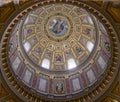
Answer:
xmin=49 ymin=17 xmax=68 ymax=36
xmin=45 ymin=14 xmax=72 ymax=42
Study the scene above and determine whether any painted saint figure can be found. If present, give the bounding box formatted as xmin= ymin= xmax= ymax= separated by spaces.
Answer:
xmin=49 ymin=18 xmax=68 ymax=36
xmin=52 ymin=19 xmax=64 ymax=34
xmin=56 ymin=83 xmax=64 ymax=94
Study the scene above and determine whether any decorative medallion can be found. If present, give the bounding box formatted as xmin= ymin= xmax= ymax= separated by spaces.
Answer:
xmin=49 ymin=17 xmax=68 ymax=36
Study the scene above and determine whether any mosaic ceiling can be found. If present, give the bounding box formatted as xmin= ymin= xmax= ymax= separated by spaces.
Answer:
xmin=19 ymin=4 xmax=97 ymax=71
xmin=8 ymin=3 xmax=111 ymax=98
xmin=1 ymin=0 xmax=119 ymax=101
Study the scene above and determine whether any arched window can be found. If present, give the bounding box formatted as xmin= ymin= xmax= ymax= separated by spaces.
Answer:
xmin=68 ymin=58 xmax=77 ymax=70
xmin=88 ymin=16 xmax=93 ymax=24
xmin=86 ymin=41 xmax=94 ymax=52
xmin=23 ymin=42 xmax=31 ymax=52
xmin=41 ymin=58 xmax=50 ymax=69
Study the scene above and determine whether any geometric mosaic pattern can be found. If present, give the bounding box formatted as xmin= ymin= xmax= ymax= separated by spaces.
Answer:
xmin=19 ymin=4 xmax=96 ymax=71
